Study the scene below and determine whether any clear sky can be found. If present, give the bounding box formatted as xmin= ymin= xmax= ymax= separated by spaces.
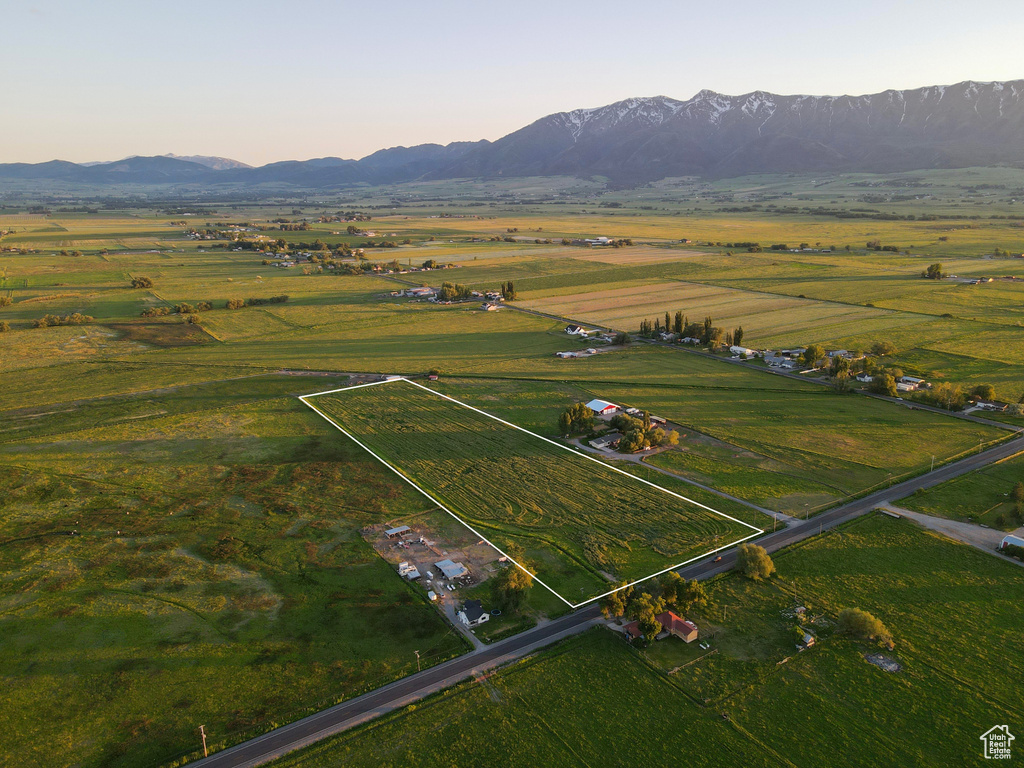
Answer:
xmin=4 ymin=0 xmax=1022 ymax=166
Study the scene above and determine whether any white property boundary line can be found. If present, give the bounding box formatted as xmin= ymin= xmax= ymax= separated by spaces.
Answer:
xmin=299 ymin=378 xmax=763 ymax=609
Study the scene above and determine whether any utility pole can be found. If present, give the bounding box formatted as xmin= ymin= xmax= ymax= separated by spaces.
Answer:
xmin=414 ymin=650 xmax=420 ymax=673
xmin=199 ymin=725 xmax=208 ymax=758
xmin=931 ymin=455 xmax=935 ymax=472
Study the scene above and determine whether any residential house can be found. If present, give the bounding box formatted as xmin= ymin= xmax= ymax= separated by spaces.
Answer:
xmin=589 ymin=432 xmax=623 ymax=451
xmin=730 ymin=346 xmax=758 ymax=358
xmin=974 ymin=399 xmax=1008 ymax=412
xmin=655 ymin=612 xmax=699 ymax=643
xmin=855 ymin=373 xmax=874 ymax=383
xmin=555 ymin=351 xmax=579 ymax=359
xmin=458 ymin=599 xmax=490 ymax=627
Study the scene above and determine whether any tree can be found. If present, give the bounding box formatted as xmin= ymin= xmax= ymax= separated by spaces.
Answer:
xmin=619 ymin=428 xmax=648 ymax=453
xmin=801 ymin=344 xmax=826 ymax=368
xmin=660 ymin=572 xmax=707 ymax=613
xmin=559 ymin=402 xmax=595 ymax=435
xmin=870 ymin=340 xmax=897 ymax=356
xmin=673 ymin=310 xmax=684 ymax=335
xmin=869 ymin=373 xmax=898 ymax=397
xmin=226 ymin=298 xmax=246 ymax=309
xmin=599 ymin=583 xmax=633 ymax=619
xmin=926 ymin=382 xmax=966 ymax=411
xmin=491 ymin=561 xmax=534 ymax=611
xmin=733 ymin=326 xmax=744 ymax=347
xmin=0 ymin=321 xmax=9 ymax=333
xmin=829 ymin=355 xmax=851 ymax=379
xmin=613 ymin=331 xmax=631 ymax=345
xmin=837 ymin=608 xmax=893 ymax=648
xmin=130 ymin=276 xmax=153 ymax=289
xmin=736 ymin=543 xmax=775 ymax=580
xmin=922 ymin=263 xmax=945 ymax=280
xmin=970 ymin=383 xmax=996 ymax=401
xmin=638 ymin=612 xmax=663 ymax=639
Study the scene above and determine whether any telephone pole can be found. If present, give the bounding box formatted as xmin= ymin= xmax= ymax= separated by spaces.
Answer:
xmin=199 ymin=725 xmax=208 ymax=758
xmin=414 ymin=650 xmax=421 ymax=672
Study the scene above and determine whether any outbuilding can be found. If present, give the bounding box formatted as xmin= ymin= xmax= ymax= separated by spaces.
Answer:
xmin=434 ymin=559 xmax=468 ymax=580
xmin=585 ymin=399 xmax=619 ymax=415
xmin=385 ymin=525 xmax=411 ymax=539
xmin=1000 ymin=534 xmax=1024 ymax=550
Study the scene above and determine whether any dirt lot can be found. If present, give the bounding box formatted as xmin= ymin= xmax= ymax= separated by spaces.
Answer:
xmin=365 ymin=509 xmax=504 ymax=600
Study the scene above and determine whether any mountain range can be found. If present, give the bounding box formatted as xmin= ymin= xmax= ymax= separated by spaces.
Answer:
xmin=4 ymin=80 xmax=1022 ymax=187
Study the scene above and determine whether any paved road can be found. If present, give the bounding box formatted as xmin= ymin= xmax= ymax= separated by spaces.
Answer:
xmin=187 ymin=434 xmax=1023 ymax=768
xmin=189 ymin=610 xmax=603 ymax=768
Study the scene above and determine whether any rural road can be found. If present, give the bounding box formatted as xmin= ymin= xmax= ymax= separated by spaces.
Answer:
xmin=187 ymin=433 xmax=1024 ymax=768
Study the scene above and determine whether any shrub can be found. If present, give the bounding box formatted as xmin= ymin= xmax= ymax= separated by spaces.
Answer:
xmin=33 ymin=312 xmax=93 ymax=328
xmin=226 ymin=298 xmax=246 ymax=310
xmin=0 ymin=296 xmax=12 ymax=307
xmin=130 ymin=277 xmax=153 ymax=289
xmin=0 ymin=321 xmax=9 ymax=332
xmin=837 ymin=607 xmax=893 ymax=648
xmin=141 ymin=306 xmax=171 ymax=317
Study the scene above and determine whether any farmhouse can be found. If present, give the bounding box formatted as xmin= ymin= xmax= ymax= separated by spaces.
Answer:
xmin=480 ymin=302 xmax=499 ymax=311
xmin=565 ymin=324 xmax=585 ymax=336
xmin=974 ymin=399 xmax=1008 ymax=412
xmin=622 ymin=612 xmax=698 ymax=643
xmin=585 ymin=399 xmax=620 ymax=415
xmin=457 ymin=599 xmax=490 ymax=627
xmin=385 ymin=525 xmax=411 ymax=539
xmin=589 ymin=431 xmax=622 ymax=451
xmin=855 ymin=373 xmax=874 ymax=383
xmin=434 ymin=559 xmax=468 ymax=580
xmin=655 ymin=612 xmax=699 ymax=643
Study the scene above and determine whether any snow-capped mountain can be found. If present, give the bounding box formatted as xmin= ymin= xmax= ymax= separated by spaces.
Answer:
xmin=3 ymin=80 xmax=1022 ymax=186
xmin=436 ymin=80 xmax=1024 ymax=180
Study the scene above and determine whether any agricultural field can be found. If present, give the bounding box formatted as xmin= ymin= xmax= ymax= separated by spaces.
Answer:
xmin=305 ymin=379 xmax=761 ymax=603
xmin=897 ymin=451 xmax=1024 ymax=530
xmin=1 ymin=169 xmax=1023 ymax=765
xmin=270 ymin=513 xmax=1024 ymax=768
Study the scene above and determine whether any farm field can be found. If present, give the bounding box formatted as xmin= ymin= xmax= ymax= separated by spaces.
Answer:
xmin=897 ymin=451 xmax=1024 ymax=530
xmin=0 ymin=374 xmax=469 ymax=768
xmin=305 ymin=379 xmax=761 ymax=603
xmin=270 ymin=514 xmax=1024 ymax=768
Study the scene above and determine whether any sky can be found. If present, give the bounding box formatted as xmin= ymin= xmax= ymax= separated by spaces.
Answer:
xmin=4 ymin=0 xmax=1023 ymax=166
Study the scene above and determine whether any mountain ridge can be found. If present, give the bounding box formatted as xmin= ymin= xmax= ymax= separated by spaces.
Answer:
xmin=2 ymin=80 xmax=1022 ymax=186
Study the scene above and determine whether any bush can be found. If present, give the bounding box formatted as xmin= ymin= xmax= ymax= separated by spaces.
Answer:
xmin=226 ymin=298 xmax=246 ymax=310
xmin=736 ymin=543 xmax=775 ymax=580
xmin=246 ymin=295 xmax=288 ymax=306
xmin=141 ymin=306 xmax=171 ymax=317
xmin=0 ymin=321 xmax=9 ymax=333
xmin=0 ymin=295 xmax=12 ymax=307
xmin=130 ymin=277 xmax=153 ymax=289
xmin=33 ymin=312 xmax=93 ymax=328
xmin=837 ymin=607 xmax=893 ymax=648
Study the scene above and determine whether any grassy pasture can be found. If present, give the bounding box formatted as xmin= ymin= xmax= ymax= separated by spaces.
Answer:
xmin=308 ymin=380 xmax=760 ymax=602
xmin=0 ymin=376 xmax=469 ymax=768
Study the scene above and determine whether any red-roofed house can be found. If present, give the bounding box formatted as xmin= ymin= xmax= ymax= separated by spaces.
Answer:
xmin=656 ymin=611 xmax=699 ymax=643
xmin=620 ymin=612 xmax=698 ymax=643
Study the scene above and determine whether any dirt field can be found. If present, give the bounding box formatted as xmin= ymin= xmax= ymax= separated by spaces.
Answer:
xmin=366 ymin=509 xmax=504 ymax=599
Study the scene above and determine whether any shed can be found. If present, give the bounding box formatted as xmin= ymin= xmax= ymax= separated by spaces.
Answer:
xmin=434 ymin=559 xmax=468 ymax=579
xmin=385 ymin=525 xmax=411 ymax=538
xmin=1001 ymin=534 xmax=1024 ymax=550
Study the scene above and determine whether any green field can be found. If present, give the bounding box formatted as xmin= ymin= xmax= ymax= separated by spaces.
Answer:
xmin=0 ymin=376 xmax=469 ymax=768
xmin=307 ymin=380 xmax=760 ymax=602
xmin=898 ymin=451 xmax=1024 ymax=529
xmin=1 ymin=171 xmax=1023 ymax=765
xmin=269 ymin=513 xmax=1024 ymax=768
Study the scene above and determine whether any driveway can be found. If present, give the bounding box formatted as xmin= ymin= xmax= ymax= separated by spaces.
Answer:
xmin=880 ymin=503 xmax=1024 ymax=565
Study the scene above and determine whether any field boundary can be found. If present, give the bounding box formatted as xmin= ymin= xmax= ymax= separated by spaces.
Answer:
xmin=299 ymin=377 xmax=762 ymax=608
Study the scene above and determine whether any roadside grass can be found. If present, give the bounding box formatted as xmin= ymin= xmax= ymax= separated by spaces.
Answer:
xmin=308 ymin=380 xmax=759 ymax=602
xmin=897 ymin=451 xmax=1024 ymax=530
xmin=266 ymin=630 xmax=778 ymax=768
